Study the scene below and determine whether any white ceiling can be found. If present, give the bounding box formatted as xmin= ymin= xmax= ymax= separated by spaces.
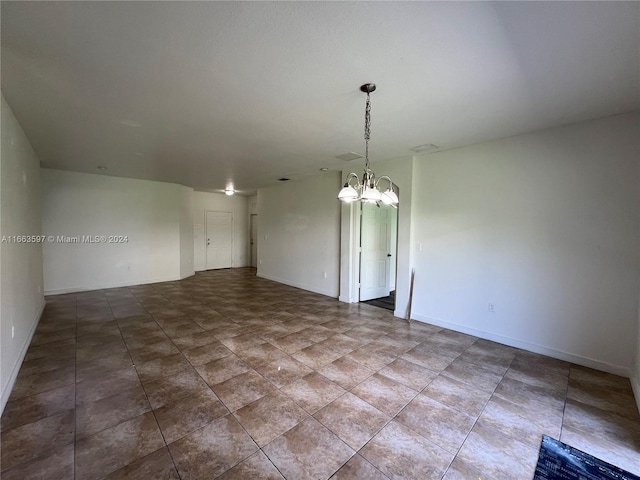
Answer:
xmin=2 ymin=2 xmax=638 ymax=194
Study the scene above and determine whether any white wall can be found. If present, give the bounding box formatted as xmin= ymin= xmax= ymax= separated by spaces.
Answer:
xmin=258 ymin=173 xmax=341 ymax=297
xmin=1 ymin=94 xmax=45 ymax=412
xmin=41 ymin=169 xmax=194 ymax=293
xmin=192 ymin=191 xmax=248 ymax=271
xmin=411 ymin=113 xmax=640 ymax=375
xmin=179 ymin=188 xmax=194 ymax=279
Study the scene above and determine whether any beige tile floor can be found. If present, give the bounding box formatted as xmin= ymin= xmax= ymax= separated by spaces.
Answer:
xmin=1 ymin=267 xmax=639 ymax=479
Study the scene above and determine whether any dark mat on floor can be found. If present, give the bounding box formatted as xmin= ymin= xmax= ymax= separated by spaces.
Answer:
xmin=534 ymin=435 xmax=639 ymax=480
xmin=362 ymin=297 xmax=394 ymax=311
xmin=362 ymin=291 xmax=395 ymax=311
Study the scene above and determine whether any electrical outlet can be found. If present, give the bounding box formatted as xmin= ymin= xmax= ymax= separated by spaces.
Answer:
xmin=488 ymin=303 xmax=495 ymax=313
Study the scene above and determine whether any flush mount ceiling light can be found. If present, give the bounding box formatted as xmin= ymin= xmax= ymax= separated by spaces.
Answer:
xmin=224 ymin=188 xmax=235 ymax=196
xmin=338 ymin=84 xmax=398 ymax=208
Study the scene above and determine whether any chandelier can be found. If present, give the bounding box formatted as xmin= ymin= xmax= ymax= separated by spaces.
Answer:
xmin=338 ymin=83 xmax=398 ymax=207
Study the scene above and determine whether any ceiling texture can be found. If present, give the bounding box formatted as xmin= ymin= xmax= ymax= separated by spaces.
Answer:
xmin=2 ymin=2 xmax=639 ymax=194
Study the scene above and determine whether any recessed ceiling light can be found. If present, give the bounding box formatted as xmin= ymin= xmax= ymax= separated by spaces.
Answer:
xmin=335 ymin=152 xmax=363 ymax=162
xmin=409 ymin=143 xmax=438 ymax=153
xmin=97 ymin=166 xmax=108 ymax=170
xmin=278 ymin=178 xmax=290 ymax=182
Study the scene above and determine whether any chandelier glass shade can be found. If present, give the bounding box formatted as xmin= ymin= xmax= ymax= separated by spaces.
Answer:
xmin=338 ymin=83 xmax=398 ymax=208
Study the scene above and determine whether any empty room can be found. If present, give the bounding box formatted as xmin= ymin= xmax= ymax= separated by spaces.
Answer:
xmin=1 ymin=2 xmax=639 ymax=479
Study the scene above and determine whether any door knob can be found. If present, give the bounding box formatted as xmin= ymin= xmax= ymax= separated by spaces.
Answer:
xmin=387 ymin=254 xmax=392 ymax=257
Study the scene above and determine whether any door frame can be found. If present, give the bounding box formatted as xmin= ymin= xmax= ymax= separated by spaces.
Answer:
xmin=338 ymin=198 xmax=399 ymax=305
xmin=339 ymin=162 xmax=412 ymax=319
xmin=359 ymin=202 xmax=395 ymax=301
xmin=205 ymin=210 xmax=234 ymax=270
xmin=249 ymin=213 xmax=258 ymax=268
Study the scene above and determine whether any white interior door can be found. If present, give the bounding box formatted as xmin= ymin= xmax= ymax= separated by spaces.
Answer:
xmin=250 ymin=214 xmax=258 ymax=268
xmin=359 ymin=203 xmax=392 ymax=301
xmin=206 ymin=211 xmax=233 ymax=270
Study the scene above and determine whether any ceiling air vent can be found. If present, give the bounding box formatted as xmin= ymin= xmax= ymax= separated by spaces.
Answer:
xmin=335 ymin=152 xmax=363 ymax=162
xmin=409 ymin=143 xmax=438 ymax=153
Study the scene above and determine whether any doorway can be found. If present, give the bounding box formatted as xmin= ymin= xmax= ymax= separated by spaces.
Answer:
xmin=250 ymin=214 xmax=258 ymax=268
xmin=205 ymin=211 xmax=233 ymax=270
xmin=359 ymin=201 xmax=398 ymax=311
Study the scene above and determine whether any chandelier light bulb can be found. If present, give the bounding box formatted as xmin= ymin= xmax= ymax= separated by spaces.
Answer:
xmin=337 ymin=184 xmax=359 ymax=202
xmin=361 ymin=186 xmax=382 ymax=203
xmin=381 ymin=187 xmax=399 ymax=206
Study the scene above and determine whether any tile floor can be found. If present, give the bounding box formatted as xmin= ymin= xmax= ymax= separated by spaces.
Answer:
xmin=1 ymin=267 xmax=639 ymax=479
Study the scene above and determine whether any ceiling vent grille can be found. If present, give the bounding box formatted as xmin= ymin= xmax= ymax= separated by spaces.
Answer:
xmin=409 ymin=143 xmax=439 ymax=153
xmin=335 ymin=152 xmax=363 ymax=162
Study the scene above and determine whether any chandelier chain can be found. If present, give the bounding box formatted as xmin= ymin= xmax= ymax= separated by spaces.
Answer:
xmin=337 ymin=83 xmax=397 ymax=207
xmin=364 ymin=91 xmax=371 ymax=170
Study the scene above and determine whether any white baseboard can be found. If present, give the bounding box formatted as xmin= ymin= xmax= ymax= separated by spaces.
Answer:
xmin=44 ymin=273 xmax=194 ymax=295
xmin=339 ymin=295 xmax=357 ymax=303
xmin=257 ymin=272 xmax=338 ymax=299
xmin=1 ymin=298 xmax=45 ymax=414
xmin=411 ymin=313 xmax=630 ymax=378
xmin=394 ymin=309 xmax=409 ymax=320
xmin=179 ymin=270 xmax=195 ymax=280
